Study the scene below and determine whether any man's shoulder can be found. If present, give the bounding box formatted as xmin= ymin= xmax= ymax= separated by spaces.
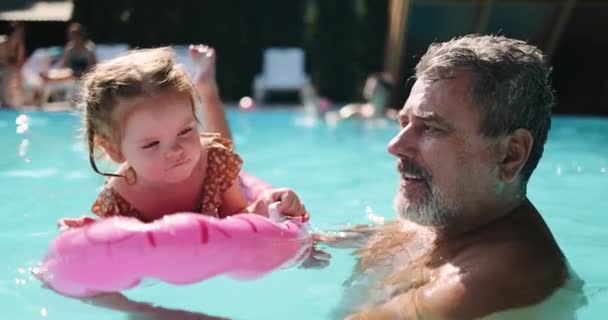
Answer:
xmin=419 ymin=236 xmax=567 ymax=319
xmin=465 ymin=202 xmax=567 ymax=293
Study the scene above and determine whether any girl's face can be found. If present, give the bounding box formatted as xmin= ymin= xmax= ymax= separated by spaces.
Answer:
xmin=117 ymin=91 xmax=201 ymax=185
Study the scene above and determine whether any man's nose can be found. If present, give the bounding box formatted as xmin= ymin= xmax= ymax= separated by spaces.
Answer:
xmin=387 ymin=126 xmax=416 ymax=158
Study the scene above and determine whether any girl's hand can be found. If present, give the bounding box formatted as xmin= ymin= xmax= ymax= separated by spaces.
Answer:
xmin=57 ymin=216 xmax=97 ymax=231
xmin=255 ymin=188 xmax=309 ymax=222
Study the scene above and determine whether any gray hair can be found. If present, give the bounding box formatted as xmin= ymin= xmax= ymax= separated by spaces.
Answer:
xmin=415 ymin=34 xmax=554 ymax=185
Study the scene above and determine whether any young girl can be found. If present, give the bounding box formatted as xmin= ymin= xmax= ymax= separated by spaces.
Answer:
xmin=59 ymin=45 xmax=307 ymax=227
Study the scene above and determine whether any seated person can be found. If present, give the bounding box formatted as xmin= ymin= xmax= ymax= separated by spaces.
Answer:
xmin=58 ymin=22 xmax=96 ymax=79
xmin=39 ymin=23 xmax=96 ymax=104
xmin=41 ymin=23 xmax=96 ymax=82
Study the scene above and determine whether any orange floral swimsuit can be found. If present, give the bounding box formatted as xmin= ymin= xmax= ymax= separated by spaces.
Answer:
xmin=90 ymin=133 xmax=243 ymax=222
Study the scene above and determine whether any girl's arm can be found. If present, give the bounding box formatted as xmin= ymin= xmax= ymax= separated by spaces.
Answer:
xmin=59 ymin=43 xmax=73 ymax=68
xmin=87 ymin=47 xmax=97 ymax=66
xmin=218 ymin=177 xmax=304 ymax=218
xmin=218 ymin=178 xmax=251 ymax=217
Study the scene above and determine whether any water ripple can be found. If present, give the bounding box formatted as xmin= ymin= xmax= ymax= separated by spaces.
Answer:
xmin=1 ymin=168 xmax=57 ymax=178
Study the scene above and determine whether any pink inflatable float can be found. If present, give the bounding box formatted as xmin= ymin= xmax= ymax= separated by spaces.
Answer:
xmin=37 ymin=174 xmax=312 ymax=298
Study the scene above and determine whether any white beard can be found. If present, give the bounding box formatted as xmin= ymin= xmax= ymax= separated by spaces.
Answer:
xmin=393 ymin=183 xmax=458 ymax=227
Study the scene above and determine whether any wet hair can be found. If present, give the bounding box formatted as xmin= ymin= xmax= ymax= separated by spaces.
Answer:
xmin=415 ymin=34 xmax=554 ymax=186
xmin=79 ymin=47 xmax=199 ymax=178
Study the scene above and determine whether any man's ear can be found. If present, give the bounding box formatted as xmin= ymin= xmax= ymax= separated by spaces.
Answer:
xmin=95 ymin=136 xmax=125 ymax=163
xmin=498 ymin=129 xmax=533 ymax=183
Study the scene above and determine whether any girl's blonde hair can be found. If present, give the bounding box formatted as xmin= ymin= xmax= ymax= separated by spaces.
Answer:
xmin=80 ymin=47 xmax=199 ymax=178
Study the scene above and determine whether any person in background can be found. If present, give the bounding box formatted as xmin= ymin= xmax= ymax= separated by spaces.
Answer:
xmin=302 ymin=72 xmax=397 ymax=125
xmin=58 ymin=22 xmax=96 ymax=79
xmin=37 ymin=23 xmax=97 ymax=105
xmin=339 ymin=72 xmax=395 ymax=120
xmin=0 ymin=21 xmax=26 ymax=107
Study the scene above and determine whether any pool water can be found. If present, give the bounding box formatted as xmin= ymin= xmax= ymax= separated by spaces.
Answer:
xmin=0 ymin=109 xmax=606 ymax=319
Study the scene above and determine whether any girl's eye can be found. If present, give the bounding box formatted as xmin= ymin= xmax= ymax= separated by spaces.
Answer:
xmin=142 ymin=141 xmax=159 ymax=149
xmin=179 ymin=128 xmax=193 ymax=136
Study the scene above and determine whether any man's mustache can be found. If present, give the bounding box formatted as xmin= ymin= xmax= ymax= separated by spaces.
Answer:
xmin=397 ymin=158 xmax=432 ymax=181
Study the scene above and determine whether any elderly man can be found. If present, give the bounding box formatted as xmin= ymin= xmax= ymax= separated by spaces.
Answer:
xmin=327 ymin=35 xmax=584 ymax=319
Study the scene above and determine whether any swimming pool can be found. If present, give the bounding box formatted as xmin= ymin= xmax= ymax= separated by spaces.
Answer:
xmin=1 ymin=108 xmax=606 ymax=319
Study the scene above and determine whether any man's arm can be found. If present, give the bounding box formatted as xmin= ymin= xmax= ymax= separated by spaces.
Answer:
xmin=347 ymin=244 xmax=560 ymax=320
xmin=345 ymin=276 xmax=472 ymax=320
xmin=315 ymin=223 xmax=383 ymax=249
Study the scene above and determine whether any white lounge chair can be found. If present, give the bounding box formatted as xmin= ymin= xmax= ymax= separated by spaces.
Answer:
xmin=21 ymin=47 xmax=62 ymax=106
xmin=253 ymin=47 xmax=309 ymax=102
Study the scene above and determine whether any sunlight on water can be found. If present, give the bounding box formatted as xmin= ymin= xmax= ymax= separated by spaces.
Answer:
xmin=2 ymin=168 xmax=58 ymax=178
